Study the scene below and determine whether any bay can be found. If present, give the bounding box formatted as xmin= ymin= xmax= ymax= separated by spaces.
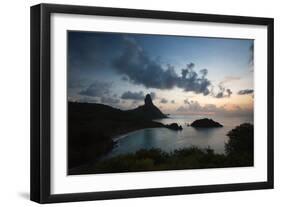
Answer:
xmin=104 ymin=115 xmax=253 ymax=158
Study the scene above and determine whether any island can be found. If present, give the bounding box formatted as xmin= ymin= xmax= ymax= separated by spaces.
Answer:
xmin=166 ymin=123 xmax=183 ymax=130
xmin=68 ymin=94 xmax=182 ymax=170
xmin=191 ymin=118 xmax=223 ymax=128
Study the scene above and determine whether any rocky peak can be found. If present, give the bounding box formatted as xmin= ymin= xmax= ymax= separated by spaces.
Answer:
xmin=130 ymin=93 xmax=167 ymax=119
xmin=144 ymin=94 xmax=153 ymax=106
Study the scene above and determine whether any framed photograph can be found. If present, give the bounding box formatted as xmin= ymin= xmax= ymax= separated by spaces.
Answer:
xmin=30 ymin=3 xmax=274 ymax=203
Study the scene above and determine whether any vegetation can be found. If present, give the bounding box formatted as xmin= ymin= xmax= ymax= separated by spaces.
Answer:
xmin=225 ymin=123 xmax=254 ymax=166
xmin=68 ymin=101 xmax=180 ymax=170
xmin=69 ymin=123 xmax=254 ymax=175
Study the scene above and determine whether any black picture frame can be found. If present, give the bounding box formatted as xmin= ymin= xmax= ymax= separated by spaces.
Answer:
xmin=30 ymin=3 xmax=274 ymax=204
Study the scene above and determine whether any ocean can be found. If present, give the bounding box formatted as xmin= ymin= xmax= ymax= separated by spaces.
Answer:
xmin=104 ymin=115 xmax=253 ymax=158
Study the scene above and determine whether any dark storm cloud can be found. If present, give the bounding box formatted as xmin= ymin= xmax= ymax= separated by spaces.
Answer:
xmin=121 ymin=91 xmax=156 ymax=101
xmin=200 ymin=68 xmax=208 ymax=77
xmin=68 ymin=77 xmax=88 ymax=89
xmin=160 ymin=98 xmax=168 ymax=104
xmin=121 ymin=76 xmax=129 ymax=81
xmin=237 ymin=89 xmax=254 ymax=95
xmin=181 ymin=63 xmax=195 ymax=79
xmin=100 ymin=96 xmax=120 ymax=104
xmin=79 ymin=81 xmax=112 ymax=97
xmin=121 ymin=91 xmax=145 ymax=100
xmin=112 ymin=37 xmax=211 ymax=95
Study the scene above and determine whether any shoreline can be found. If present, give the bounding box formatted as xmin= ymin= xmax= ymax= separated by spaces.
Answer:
xmin=112 ymin=127 xmax=165 ymax=142
xmin=111 ymin=121 xmax=184 ymax=142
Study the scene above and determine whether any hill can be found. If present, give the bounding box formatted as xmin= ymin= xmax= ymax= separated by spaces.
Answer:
xmin=191 ymin=118 xmax=223 ymax=128
xmin=128 ymin=94 xmax=167 ymax=119
xmin=68 ymin=94 xmax=178 ymax=170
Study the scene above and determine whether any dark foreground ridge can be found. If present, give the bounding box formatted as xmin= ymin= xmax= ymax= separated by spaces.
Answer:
xmin=191 ymin=118 xmax=223 ymax=128
xmin=68 ymin=94 xmax=180 ymax=170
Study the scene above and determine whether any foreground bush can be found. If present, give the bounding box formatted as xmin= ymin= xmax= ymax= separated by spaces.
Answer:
xmin=225 ymin=123 xmax=254 ymax=166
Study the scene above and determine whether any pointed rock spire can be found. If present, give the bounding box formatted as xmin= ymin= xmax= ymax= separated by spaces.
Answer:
xmin=144 ymin=94 xmax=153 ymax=106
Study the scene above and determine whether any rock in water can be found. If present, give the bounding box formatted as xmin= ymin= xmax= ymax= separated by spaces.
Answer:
xmin=191 ymin=118 xmax=223 ymax=128
xmin=165 ymin=123 xmax=183 ymax=130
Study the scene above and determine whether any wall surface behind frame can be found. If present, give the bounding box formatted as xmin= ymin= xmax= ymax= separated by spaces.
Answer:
xmin=0 ymin=0 xmax=279 ymax=206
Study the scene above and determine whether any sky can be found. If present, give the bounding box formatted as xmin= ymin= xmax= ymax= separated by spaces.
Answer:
xmin=67 ymin=31 xmax=254 ymax=117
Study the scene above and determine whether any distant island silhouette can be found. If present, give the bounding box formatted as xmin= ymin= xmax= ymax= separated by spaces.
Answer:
xmin=68 ymin=94 xmax=182 ymax=171
xmin=191 ymin=118 xmax=223 ymax=128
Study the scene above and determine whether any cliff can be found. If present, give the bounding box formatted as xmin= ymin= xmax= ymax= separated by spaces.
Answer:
xmin=128 ymin=94 xmax=167 ymax=119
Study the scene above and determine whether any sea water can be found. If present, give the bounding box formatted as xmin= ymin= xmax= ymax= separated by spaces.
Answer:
xmin=105 ymin=115 xmax=253 ymax=158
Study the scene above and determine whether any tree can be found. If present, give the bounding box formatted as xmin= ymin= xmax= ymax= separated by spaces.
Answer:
xmin=225 ymin=123 xmax=254 ymax=157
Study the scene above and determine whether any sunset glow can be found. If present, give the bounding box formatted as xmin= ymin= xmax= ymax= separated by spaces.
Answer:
xmin=68 ymin=31 xmax=254 ymax=117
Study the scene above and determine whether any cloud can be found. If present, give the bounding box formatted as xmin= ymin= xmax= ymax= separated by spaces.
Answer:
xmin=237 ymin=89 xmax=254 ymax=95
xmin=171 ymin=100 xmax=175 ymax=104
xmin=121 ymin=76 xmax=129 ymax=81
xmin=178 ymin=100 xmax=202 ymax=112
xmin=121 ymin=91 xmax=145 ymax=100
xmin=79 ymin=81 xmax=112 ymax=97
xmin=121 ymin=91 xmax=156 ymax=100
xmin=150 ymin=92 xmax=156 ymax=100
xmin=177 ymin=99 xmax=253 ymax=117
xmin=219 ymin=76 xmax=241 ymax=85
xmin=160 ymin=98 xmax=168 ymax=104
xmin=249 ymin=42 xmax=254 ymax=69
xmin=78 ymin=80 xmax=120 ymax=106
xmin=181 ymin=63 xmax=195 ymax=79
xmin=112 ymin=37 xmax=211 ymax=95
xmin=208 ymin=76 xmax=237 ymax=99
xmin=184 ymin=99 xmax=190 ymax=104
xmin=213 ymin=85 xmax=232 ymax=98
xmin=226 ymin=89 xmax=233 ymax=96
xmin=68 ymin=78 xmax=88 ymax=89
xmin=68 ymin=96 xmax=99 ymax=103
xmin=100 ymin=96 xmax=120 ymax=104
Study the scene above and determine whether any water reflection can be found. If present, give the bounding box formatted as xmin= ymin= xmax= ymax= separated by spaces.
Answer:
xmin=105 ymin=115 xmax=253 ymax=158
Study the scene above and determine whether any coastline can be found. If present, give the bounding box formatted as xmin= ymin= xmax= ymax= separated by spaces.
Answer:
xmin=69 ymin=123 xmax=254 ymax=175
xmin=112 ymin=127 xmax=165 ymax=142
